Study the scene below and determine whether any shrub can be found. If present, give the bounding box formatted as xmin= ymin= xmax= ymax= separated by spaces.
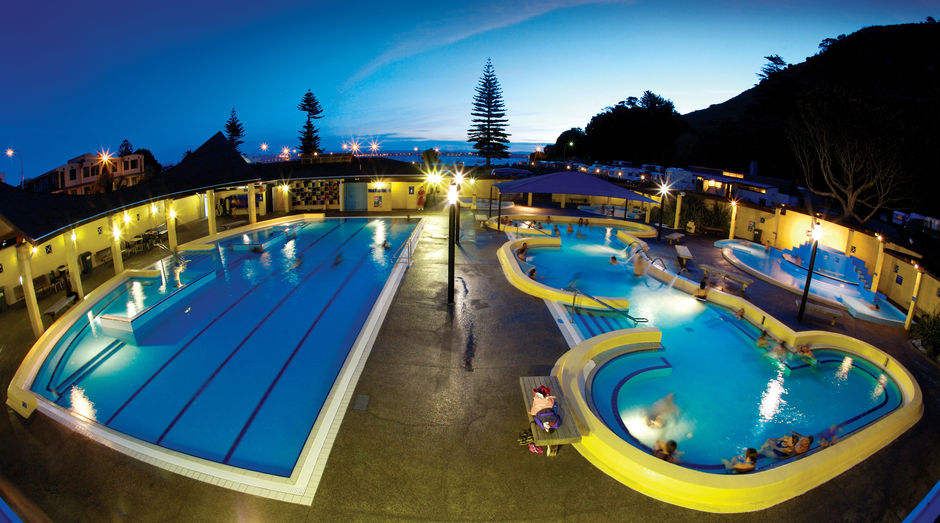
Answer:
xmin=911 ymin=311 xmax=940 ymax=358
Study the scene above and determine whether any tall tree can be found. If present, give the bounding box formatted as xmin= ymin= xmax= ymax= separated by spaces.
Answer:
xmin=467 ymin=58 xmax=510 ymax=167
xmin=118 ymin=139 xmax=133 ymax=156
xmin=298 ymin=90 xmax=324 ymax=155
xmin=298 ymin=116 xmax=319 ymax=156
xmin=756 ymin=54 xmax=788 ymax=82
xmin=225 ymin=108 xmax=245 ymax=153
xmin=421 ymin=148 xmax=440 ymax=166
xmin=134 ymin=148 xmax=163 ymax=179
xmin=582 ymin=91 xmax=688 ymax=164
xmin=788 ymin=86 xmax=907 ymax=224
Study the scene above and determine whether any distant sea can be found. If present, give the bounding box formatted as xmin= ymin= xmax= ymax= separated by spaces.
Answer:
xmin=368 ymin=152 xmax=530 ymax=167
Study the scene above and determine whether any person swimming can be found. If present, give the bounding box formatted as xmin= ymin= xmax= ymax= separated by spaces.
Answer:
xmin=516 ymin=242 xmax=529 ymax=261
xmin=528 ymin=267 xmax=538 ymax=280
xmin=567 ymin=223 xmax=574 ymax=234
xmin=552 ymin=225 xmax=560 ymax=237
xmin=646 ymin=393 xmax=677 ymax=428
xmin=723 ymin=447 xmax=759 ymax=473
xmin=760 ymin=434 xmax=798 ymax=459
xmin=653 ymin=439 xmax=680 ymax=463
xmin=756 ymin=330 xmax=772 ymax=349
xmin=609 ymin=256 xmax=619 ymax=265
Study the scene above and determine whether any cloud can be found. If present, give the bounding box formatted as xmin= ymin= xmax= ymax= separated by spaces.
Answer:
xmin=345 ymin=0 xmax=626 ymax=87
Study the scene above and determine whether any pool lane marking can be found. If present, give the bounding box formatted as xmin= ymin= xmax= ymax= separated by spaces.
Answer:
xmin=52 ymin=340 xmax=126 ymax=398
xmin=222 ymin=252 xmax=371 ymax=464
xmin=45 ymin=282 xmax=139 ymax=394
xmin=154 ymin=223 xmax=370 ymax=445
xmin=574 ymin=310 xmax=596 ymax=337
xmin=105 ymin=221 xmax=347 ymax=426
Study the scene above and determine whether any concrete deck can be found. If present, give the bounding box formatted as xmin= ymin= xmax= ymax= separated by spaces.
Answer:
xmin=1 ymin=208 xmax=938 ymax=521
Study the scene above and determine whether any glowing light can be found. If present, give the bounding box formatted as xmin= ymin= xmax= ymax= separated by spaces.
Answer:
xmin=659 ymin=182 xmax=671 ymax=196
xmin=5 ymin=148 xmax=13 ymax=158
xmin=811 ymin=223 xmax=823 ymax=242
xmin=123 ymin=212 xmax=131 ymax=224
xmin=434 ymin=147 xmax=440 ymax=153
xmin=467 ymin=177 xmax=476 ymax=185
xmin=373 ymin=181 xmax=385 ymax=189
xmin=69 ymin=386 xmax=97 ymax=421
xmin=150 ymin=203 xmax=157 ymax=214
xmin=260 ymin=143 xmax=268 ymax=151
xmin=731 ymin=200 xmax=737 ymax=207
xmin=30 ymin=246 xmax=38 ymax=255
xmin=454 ymin=172 xmax=464 ymax=185
xmin=413 ymin=146 xmax=419 ymax=152
xmin=97 ymin=149 xmax=113 ymax=165
xmin=169 ymin=209 xmax=177 ymax=220
xmin=368 ymin=139 xmax=381 ymax=153
xmin=617 ymin=171 xmax=622 ymax=177
xmin=758 ymin=369 xmax=787 ymax=422
xmin=535 ymin=145 xmax=543 ymax=153
xmin=836 ymin=356 xmax=853 ymax=381
xmin=112 ymin=224 xmax=121 ymax=238
xmin=279 ymin=183 xmax=290 ymax=193
xmin=70 ymin=231 xmax=77 ymax=243
xmin=448 ymin=183 xmax=458 ymax=205
xmin=281 ymin=146 xmax=290 ymax=156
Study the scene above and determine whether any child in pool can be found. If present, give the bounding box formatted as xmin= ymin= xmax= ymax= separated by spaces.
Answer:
xmin=723 ymin=448 xmax=758 ymax=473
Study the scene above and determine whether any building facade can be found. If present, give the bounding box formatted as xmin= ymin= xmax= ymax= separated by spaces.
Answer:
xmin=24 ymin=153 xmax=146 ymax=194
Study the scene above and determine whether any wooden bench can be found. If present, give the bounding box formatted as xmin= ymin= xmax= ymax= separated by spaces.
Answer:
xmin=43 ymin=295 xmax=77 ymax=320
xmin=520 ymin=376 xmax=581 ymax=456
xmin=220 ymin=220 xmax=248 ymax=231
xmin=675 ymin=245 xmax=693 ymax=273
xmin=700 ymin=264 xmax=754 ymax=294
xmin=795 ymin=299 xmax=844 ymax=326
xmin=702 ymin=226 xmax=724 ymax=236
xmin=94 ymin=248 xmax=112 ymax=264
xmin=664 ymin=232 xmax=684 ymax=245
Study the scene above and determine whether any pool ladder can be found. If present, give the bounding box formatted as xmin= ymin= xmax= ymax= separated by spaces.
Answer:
xmin=567 ymin=287 xmax=648 ymax=327
xmin=391 ymin=236 xmax=414 ymax=268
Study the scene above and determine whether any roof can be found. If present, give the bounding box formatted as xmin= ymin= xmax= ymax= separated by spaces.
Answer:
xmin=0 ymin=134 xmax=429 ymax=244
xmin=695 ymin=172 xmax=777 ymax=189
xmin=493 ymin=171 xmax=657 ymax=203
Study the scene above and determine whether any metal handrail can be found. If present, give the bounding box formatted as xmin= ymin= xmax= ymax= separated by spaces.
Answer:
xmin=649 ymin=257 xmax=667 ymax=270
xmin=391 ymin=237 xmax=413 ymax=267
xmin=568 ymin=287 xmax=648 ymax=326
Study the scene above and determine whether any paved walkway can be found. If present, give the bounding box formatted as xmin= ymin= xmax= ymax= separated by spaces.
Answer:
xmin=0 ymin=209 xmax=937 ymax=521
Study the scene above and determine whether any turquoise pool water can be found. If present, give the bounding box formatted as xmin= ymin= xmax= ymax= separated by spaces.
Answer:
xmin=519 ymin=238 xmax=902 ymax=471
xmin=587 ymin=295 xmax=901 ymax=471
xmin=716 ymin=239 xmax=906 ymax=325
xmin=31 ymin=218 xmax=416 ymax=476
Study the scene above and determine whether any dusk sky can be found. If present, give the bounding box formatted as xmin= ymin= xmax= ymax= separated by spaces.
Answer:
xmin=1 ymin=0 xmax=935 ymax=179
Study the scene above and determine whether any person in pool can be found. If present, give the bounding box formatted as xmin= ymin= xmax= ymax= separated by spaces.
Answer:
xmin=653 ymin=439 xmax=680 ymax=463
xmin=723 ymin=448 xmax=759 ymax=473
xmin=756 ymin=330 xmax=772 ymax=349
xmin=794 ymin=344 xmax=816 ymax=363
xmin=516 ymin=242 xmax=529 ymax=261
xmin=646 ymin=393 xmax=677 ymax=428
xmin=818 ymin=424 xmax=842 ymax=448
xmin=609 ymin=256 xmax=619 ymax=265
xmin=527 ymin=267 xmax=538 ymax=280
xmin=693 ymin=279 xmax=708 ymax=300
xmin=792 ymin=434 xmax=813 ymax=455
xmin=567 ymin=223 xmax=574 ymax=235
xmin=760 ymin=434 xmax=799 ymax=458
xmin=552 ymin=224 xmax=560 ymax=237
xmin=764 ymin=343 xmax=788 ymax=361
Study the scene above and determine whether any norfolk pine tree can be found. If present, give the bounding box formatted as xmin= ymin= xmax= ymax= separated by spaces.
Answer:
xmin=467 ymin=58 xmax=510 ymax=167
xmin=298 ymin=90 xmax=324 ymax=155
xmin=225 ymin=109 xmax=245 ymax=154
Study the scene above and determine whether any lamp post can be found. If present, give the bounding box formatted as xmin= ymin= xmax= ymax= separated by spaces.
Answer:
xmin=564 ymin=141 xmax=574 ymax=161
xmin=797 ymin=223 xmax=823 ymax=322
xmin=447 ymin=183 xmax=458 ymax=304
xmin=6 ymin=148 xmax=24 ymax=188
xmin=656 ymin=182 xmax=670 ymax=242
xmin=453 ymin=172 xmax=463 ymax=245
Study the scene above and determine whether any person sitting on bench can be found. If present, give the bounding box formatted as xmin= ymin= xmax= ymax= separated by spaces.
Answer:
xmin=693 ymin=279 xmax=708 ymax=301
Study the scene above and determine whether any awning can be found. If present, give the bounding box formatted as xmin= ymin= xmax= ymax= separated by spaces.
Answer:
xmin=493 ymin=171 xmax=656 ymax=203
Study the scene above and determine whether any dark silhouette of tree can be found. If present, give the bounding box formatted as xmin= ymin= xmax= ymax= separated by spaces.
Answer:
xmin=225 ymin=109 xmax=245 ymax=153
xmin=118 ymin=139 xmax=133 ymax=156
xmin=788 ymin=85 xmax=907 ymax=224
xmin=298 ymin=90 xmax=324 ymax=155
xmin=757 ymin=54 xmax=788 ymax=82
xmin=134 ymin=148 xmax=162 ymax=180
xmin=421 ymin=148 xmax=440 ymax=166
xmin=544 ymin=128 xmax=585 ymax=160
xmin=298 ymin=116 xmax=319 ymax=156
xmin=182 ymin=150 xmax=193 ymax=162
xmin=467 ymin=58 xmax=510 ymax=167
xmin=582 ymin=91 xmax=688 ymax=164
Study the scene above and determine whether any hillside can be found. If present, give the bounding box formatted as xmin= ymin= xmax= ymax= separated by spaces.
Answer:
xmin=679 ymin=21 xmax=940 ymax=215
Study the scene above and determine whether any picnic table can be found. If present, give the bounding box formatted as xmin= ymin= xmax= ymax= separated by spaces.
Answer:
xmin=519 ymin=376 xmax=581 ymax=456
xmin=675 ymin=245 xmax=693 ymax=273
xmin=43 ymin=295 xmax=76 ymax=320
xmin=664 ymin=232 xmax=684 ymax=245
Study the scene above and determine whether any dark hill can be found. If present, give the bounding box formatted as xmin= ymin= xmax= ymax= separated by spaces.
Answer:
xmin=679 ymin=21 xmax=940 ymax=214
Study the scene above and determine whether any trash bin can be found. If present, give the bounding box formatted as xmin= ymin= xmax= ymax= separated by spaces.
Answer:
xmin=753 ymin=228 xmax=763 ymax=244
xmin=80 ymin=251 xmax=93 ymax=274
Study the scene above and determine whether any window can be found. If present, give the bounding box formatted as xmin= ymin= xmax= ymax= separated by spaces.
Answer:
xmin=82 ymin=166 xmax=89 ymax=178
xmin=123 ymin=160 xmax=129 ymax=171
xmin=130 ymin=159 xmax=138 ymax=170
xmin=69 ymin=168 xmax=76 ymax=181
xmin=91 ymin=165 xmax=99 ymax=176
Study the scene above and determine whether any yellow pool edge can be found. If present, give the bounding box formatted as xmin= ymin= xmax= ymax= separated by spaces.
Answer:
xmin=542 ymin=266 xmax=924 ymax=513
xmin=485 ymin=214 xmax=658 ymax=238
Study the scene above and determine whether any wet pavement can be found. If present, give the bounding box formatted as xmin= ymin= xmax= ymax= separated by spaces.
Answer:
xmin=0 ymin=207 xmax=938 ymax=521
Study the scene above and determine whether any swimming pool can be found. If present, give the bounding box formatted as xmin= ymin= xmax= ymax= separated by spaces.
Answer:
xmin=496 ymin=235 xmax=922 ymax=511
xmin=716 ymin=238 xmax=906 ymax=325
xmin=11 ymin=216 xmax=420 ymax=500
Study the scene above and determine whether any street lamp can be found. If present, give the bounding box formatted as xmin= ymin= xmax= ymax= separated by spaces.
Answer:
xmin=797 ymin=223 xmax=824 ymax=322
xmin=447 ymin=182 xmax=458 ymax=304
xmin=564 ymin=141 xmax=574 ymax=161
xmin=656 ymin=182 xmax=670 ymax=242
xmin=6 ymin=148 xmax=24 ymax=188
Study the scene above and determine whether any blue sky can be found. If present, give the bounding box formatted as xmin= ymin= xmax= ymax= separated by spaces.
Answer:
xmin=1 ymin=0 xmax=935 ymax=178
